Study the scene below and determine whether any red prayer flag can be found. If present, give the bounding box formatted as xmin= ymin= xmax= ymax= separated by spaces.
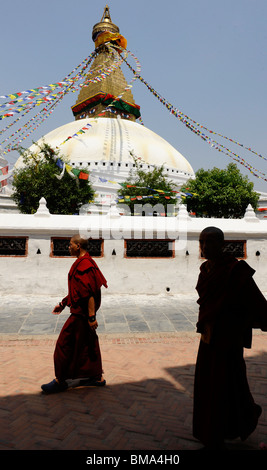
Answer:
xmin=0 ymin=165 xmax=8 ymax=175
xmin=78 ymin=171 xmax=89 ymax=180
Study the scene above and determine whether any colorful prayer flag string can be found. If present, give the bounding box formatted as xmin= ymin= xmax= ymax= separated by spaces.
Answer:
xmin=0 ymin=52 xmax=97 ymax=151
xmin=0 ymin=46 xmax=130 ymax=155
xmin=120 ymin=48 xmax=267 ymax=182
xmin=60 ymin=122 xmax=93 ymax=145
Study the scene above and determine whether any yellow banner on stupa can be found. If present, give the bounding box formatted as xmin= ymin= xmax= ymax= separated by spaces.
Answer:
xmin=95 ymin=31 xmax=127 ymax=50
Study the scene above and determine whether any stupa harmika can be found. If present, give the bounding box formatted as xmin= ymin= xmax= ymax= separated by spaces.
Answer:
xmin=16 ymin=5 xmax=195 ymax=214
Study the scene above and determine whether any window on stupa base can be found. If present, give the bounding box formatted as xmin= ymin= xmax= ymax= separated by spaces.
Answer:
xmin=125 ymin=240 xmax=175 ymax=258
xmin=0 ymin=237 xmax=28 ymax=257
xmin=50 ymin=237 xmax=103 ymax=258
xmin=200 ymin=240 xmax=247 ymax=259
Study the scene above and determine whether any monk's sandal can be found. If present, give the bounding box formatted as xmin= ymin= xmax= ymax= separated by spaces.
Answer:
xmin=41 ymin=379 xmax=68 ymax=394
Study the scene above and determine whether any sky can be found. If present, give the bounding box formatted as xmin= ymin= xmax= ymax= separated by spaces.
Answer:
xmin=1 ymin=0 xmax=267 ymax=192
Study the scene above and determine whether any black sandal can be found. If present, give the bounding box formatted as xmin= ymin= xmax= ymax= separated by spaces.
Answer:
xmin=41 ymin=379 xmax=68 ymax=394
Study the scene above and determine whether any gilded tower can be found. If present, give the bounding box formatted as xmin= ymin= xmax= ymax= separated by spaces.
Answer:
xmin=71 ymin=5 xmax=140 ymax=122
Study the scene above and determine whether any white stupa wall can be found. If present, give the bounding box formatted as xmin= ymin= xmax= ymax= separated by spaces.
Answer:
xmin=0 ymin=201 xmax=266 ymax=296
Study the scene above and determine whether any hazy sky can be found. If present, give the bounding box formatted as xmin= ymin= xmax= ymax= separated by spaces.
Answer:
xmin=1 ymin=0 xmax=266 ymax=191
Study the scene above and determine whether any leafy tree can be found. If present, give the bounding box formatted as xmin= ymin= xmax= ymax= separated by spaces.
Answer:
xmin=117 ymin=154 xmax=179 ymax=215
xmin=181 ymin=163 xmax=259 ymax=218
xmin=12 ymin=141 xmax=95 ymax=214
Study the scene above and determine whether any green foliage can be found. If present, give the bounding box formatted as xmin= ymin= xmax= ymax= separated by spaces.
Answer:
xmin=181 ymin=163 xmax=259 ymax=218
xmin=11 ymin=141 xmax=95 ymax=214
xmin=117 ymin=154 xmax=178 ymax=215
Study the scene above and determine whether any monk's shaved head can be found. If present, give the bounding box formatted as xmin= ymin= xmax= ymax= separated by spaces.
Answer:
xmin=199 ymin=226 xmax=224 ymax=260
xmin=70 ymin=235 xmax=88 ymax=250
xmin=200 ymin=226 xmax=224 ymax=243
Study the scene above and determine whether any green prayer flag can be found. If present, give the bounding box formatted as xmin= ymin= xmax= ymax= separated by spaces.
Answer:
xmin=71 ymin=168 xmax=80 ymax=176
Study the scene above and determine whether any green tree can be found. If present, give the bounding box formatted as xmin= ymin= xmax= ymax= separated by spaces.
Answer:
xmin=181 ymin=163 xmax=259 ymax=218
xmin=12 ymin=141 xmax=95 ymax=214
xmin=117 ymin=154 xmax=179 ymax=215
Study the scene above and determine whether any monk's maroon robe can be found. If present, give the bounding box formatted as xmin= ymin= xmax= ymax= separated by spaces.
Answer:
xmin=193 ymin=254 xmax=267 ymax=447
xmin=54 ymin=253 xmax=107 ymax=381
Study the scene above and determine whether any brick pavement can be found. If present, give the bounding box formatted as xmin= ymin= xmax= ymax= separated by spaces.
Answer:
xmin=1 ymin=331 xmax=267 ymax=454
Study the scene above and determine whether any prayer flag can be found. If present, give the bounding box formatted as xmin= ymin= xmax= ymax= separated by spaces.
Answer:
xmin=65 ymin=164 xmax=76 ymax=178
xmin=0 ymin=165 xmax=8 ymax=175
xmin=56 ymin=159 xmax=64 ymax=169
xmin=71 ymin=168 xmax=80 ymax=177
xmin=79 ymin=171 xmax=89 ymax=180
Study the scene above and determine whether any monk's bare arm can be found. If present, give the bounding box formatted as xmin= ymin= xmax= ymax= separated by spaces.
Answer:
xmin=52 ymin=304 xmax=63 ymax=315
xmin=52 ymin=295 xmax=69 ymax=315
xmin=88 ymin=296 xmax=98 ymax=330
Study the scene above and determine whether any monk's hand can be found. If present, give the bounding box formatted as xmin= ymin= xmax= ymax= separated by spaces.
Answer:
xmin=52 ymin=304 xmax=63 ymax=315
xmin=88 ymin=316 xmax=98 ymax=331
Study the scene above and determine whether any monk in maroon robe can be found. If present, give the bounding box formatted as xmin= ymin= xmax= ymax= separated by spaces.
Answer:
xmin=41 ymin=235 xmax=108 ymax=394
xmin=193 ymin=227 xmax=267 ymax=449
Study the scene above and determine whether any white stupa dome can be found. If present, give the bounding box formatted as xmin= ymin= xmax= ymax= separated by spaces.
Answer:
xmin=15 ymin=116 xmax=194 ymax=212
xmin=16 ymin=117 xmax=193 ymax=173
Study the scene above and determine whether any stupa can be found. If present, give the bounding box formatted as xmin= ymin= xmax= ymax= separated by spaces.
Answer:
xmin=15 ymin=5 xmax=195 ymax=214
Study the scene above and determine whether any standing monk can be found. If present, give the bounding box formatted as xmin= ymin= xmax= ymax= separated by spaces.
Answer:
xmin=41 ymin=235 xmax=108 ymax=394
xmin=193 ymin=226 xmax=267 ymax=449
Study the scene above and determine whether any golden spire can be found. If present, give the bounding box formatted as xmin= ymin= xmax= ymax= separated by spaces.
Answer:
xmin=101 ymin=5 xmax=113 ymax=22
xmin=72 ymin=6 xmax=140 ymax=122
xmin=92 ymin=5 xmax=120 ymax=42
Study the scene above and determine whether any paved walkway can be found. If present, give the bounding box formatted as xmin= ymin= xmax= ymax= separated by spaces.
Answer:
xmin=0 ymin=293 xmax=199 ymax=335
xmin=1 ymin=294 xmax=267 ymax=459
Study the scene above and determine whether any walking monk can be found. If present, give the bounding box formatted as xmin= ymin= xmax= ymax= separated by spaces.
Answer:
xmin=41 ymin=235 xmax=108 ymax=394
xmin=193 ymin=226 xmax=267 ymax=449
